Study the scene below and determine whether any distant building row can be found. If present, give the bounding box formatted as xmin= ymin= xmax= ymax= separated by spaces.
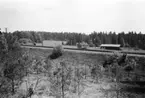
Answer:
xmin=20 ymin=39 xmax=121 ymax=50
xmin=42 ymin=40 xmax=121 ymax=50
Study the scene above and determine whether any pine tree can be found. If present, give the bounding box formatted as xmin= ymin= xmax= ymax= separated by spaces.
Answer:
xmin=94 ymin=36 xmax=101 ymax=47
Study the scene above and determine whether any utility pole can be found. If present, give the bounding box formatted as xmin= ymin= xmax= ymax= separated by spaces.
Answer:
xmin=5 ymin=28 xmax=8 ymax=33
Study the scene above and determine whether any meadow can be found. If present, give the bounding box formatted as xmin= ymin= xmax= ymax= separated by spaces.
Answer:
xmin=13 ymin=48 xmax=145 ymax=98
xmin=1 ymin=46 xmax=145 ymax=98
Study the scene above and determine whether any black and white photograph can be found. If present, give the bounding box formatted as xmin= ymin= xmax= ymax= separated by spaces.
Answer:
xmin=0 ymin=0 xmax=145 ymax=98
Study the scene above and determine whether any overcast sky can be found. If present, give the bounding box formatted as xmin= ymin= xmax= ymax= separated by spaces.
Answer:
xmin=0 ymin=0 xmax=145 ymax=34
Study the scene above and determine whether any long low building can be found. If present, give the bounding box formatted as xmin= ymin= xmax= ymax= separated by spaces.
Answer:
xmin=100 ymin=44 xmax=121 ymax=50
xmin=42 ymin=40 xmax=67 ymax=47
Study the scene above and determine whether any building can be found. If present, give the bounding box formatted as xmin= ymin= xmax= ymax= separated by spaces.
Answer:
xmin=100 ymin=44 xmax=121 ymax=50
xmin=42 ymin=40 xmax=67 ymax=47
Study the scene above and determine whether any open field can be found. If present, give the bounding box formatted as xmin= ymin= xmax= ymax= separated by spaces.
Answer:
xmin=22 ymin=45 xmax=145 ymax=57
xmin=1 ymin=45 xmax=145 ymax=98
xmin=11 ymin=47 xmax=145 ymax=98
xmin=36 ymin=42 xmax=145 ymax=54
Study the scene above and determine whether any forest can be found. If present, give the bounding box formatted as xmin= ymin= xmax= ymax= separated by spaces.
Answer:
xmin=12 ymin=31 xmax=145 ymax=50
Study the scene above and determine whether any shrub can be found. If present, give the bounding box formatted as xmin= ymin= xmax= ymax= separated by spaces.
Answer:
xmin=89 ymin=43 xmax=95 ymax=47
xmin=76 ymin=42 xmax=88 ymax=49
xmin=49 ymin=45 xmax=63 ymax=59
xmin=18 ymin=38 xmax=32 ymax=45
xmin=76 ymin=43 xmax=81 ymax=49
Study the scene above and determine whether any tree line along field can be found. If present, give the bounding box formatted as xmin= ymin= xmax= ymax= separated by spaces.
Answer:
xmin=13 ymin=31 xmax=145 ymax=50
xmin=14 ymin=30 xmax=145 ymax=55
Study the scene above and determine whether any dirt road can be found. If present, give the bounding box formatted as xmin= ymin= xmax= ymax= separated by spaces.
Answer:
xmin=22 ymin=45 xmax=145 ymax=57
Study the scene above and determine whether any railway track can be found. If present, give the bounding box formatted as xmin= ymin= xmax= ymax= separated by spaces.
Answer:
xmin=21 ymin=45 xmax=145 ymax=57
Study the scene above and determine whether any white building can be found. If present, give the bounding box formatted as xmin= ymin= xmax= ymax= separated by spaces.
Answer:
xmin=42 ymin=40 xmax=67 ymax=47
xmin=100 ymin=44 xmax=121 ymax=50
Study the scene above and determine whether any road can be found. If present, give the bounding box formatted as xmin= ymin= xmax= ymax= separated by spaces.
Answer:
xmin=21 ymin=45 xmax=145 ymax=57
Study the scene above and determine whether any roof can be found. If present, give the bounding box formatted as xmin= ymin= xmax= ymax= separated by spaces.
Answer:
xmin=100 ymin=44 xmax=121 ymax=47
xmin=42 ymin=40 xmax=67 ymax=46
xmin=43 ymin=40 xmax=66 ymax=42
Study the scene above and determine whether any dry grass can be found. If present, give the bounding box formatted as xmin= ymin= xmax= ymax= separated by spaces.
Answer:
xmin=5 ymin=48 xmax=145 ymax=98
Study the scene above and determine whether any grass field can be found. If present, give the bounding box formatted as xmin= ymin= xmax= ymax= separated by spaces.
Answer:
xmin=16 ymin=48 xmax=145 ymax=98
xmin=4 ymin=47 xmax=145 ymax=98
xmin=35 ymin=42 xmax=145 ymax=56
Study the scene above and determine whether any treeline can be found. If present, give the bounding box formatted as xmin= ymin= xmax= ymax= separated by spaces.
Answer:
xmin=12 ymin=31 xmax=145 ymax=49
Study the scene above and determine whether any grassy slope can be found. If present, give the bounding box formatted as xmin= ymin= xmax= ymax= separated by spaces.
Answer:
xmin=14 ymin=48 xmax=145 ymax=98
xmin=28 ymin=48 xmax=106 ymax=70
xmin=18 ymin=49 xmax=108 ymax=98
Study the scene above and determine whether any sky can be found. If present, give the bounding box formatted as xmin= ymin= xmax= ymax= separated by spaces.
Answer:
xmin=0 ymin=0 xmax=145 ymax=34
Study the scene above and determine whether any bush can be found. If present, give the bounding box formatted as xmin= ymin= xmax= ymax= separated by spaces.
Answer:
xmin=76 ymin=42 xmax=88 ymax=49
xmin=89 ymin=43 xmax=95 ymax=47
xmin=18 ymin=38 xmax=32 ymax=45
xmin=49 ymin=45 xmax=63 ymax=59
xmin=76 ymin=43 xmax=81 ymax=49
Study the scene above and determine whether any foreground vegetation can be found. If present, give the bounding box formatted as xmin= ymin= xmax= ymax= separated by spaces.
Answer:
xmin=1 ymin=48 xmax=145 ymax=97
xmin=0 ymin=32 xmax=145 ymax=98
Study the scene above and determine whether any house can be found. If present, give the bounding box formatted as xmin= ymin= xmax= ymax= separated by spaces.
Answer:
xmin=100 ymin=44 xmax=121 ymax=50
xmin=42 ymin=40 xmax=67 ymax=47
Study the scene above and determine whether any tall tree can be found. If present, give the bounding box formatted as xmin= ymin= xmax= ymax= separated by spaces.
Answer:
xmin=94 ymin=36 xmax=101 ymax=46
